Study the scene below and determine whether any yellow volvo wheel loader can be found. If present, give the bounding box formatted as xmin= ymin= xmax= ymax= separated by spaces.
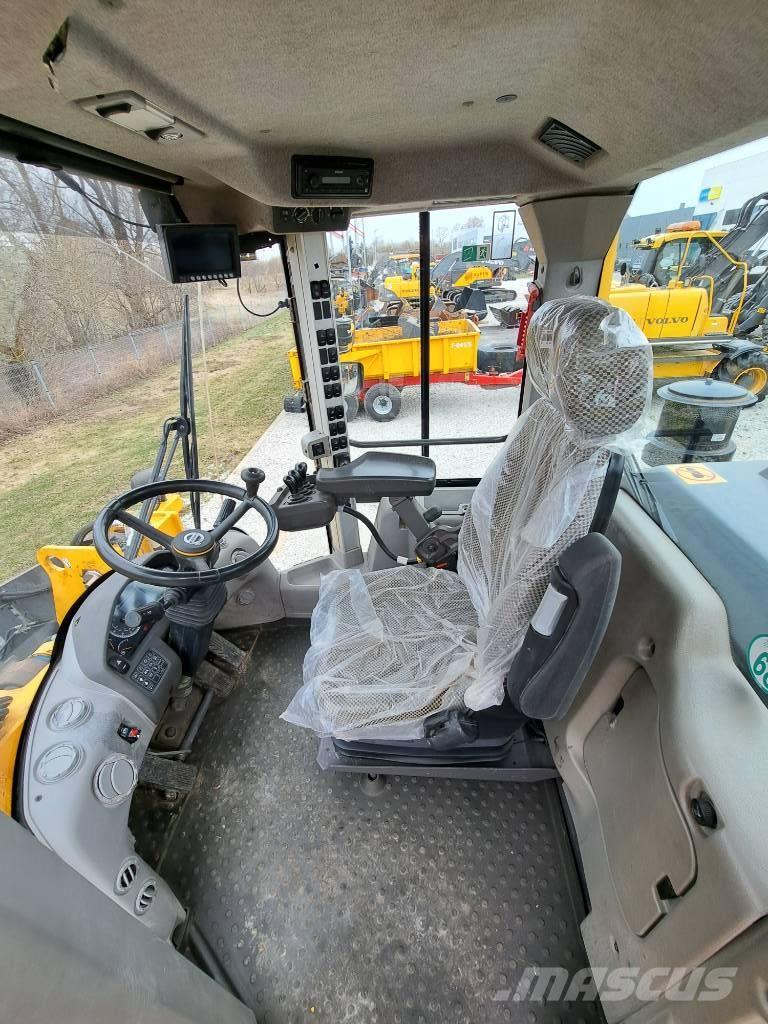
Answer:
xmin=602 ymin=193 xmax=768 ymax=398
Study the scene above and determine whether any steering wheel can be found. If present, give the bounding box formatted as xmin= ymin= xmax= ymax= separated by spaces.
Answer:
xmin=93 ymin=476 xmax=279 ymax=587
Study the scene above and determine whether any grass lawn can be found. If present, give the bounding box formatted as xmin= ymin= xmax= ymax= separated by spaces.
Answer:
xmin=0 ymin=313 xmax=296 ymax=580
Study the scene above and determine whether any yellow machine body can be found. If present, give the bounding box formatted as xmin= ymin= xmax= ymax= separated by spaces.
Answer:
xmin=602 ymin=229 xmax=748 ymax=340
xmin=36 ymin=494 xmax=185 ymax=624
xmin=0 ymin=641 xmax=53 ymax=816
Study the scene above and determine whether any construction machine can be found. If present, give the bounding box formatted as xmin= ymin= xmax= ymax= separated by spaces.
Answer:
xmin=603 ymin=193 xmax=768 ymax=398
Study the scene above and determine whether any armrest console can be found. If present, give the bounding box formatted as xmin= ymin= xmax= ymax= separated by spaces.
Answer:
xmin=315 ymin=451 xmax=436 ymax=501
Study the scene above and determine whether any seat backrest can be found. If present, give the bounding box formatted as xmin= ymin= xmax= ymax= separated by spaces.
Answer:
xmin=457 ymin=296 xmax=652 ymax=711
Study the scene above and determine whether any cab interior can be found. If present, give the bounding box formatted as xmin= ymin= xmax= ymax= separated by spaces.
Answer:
xmin=1 ymin=3 xmax=767 ymax=1023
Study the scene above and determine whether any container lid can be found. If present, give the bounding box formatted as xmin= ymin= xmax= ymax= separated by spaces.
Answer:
xmin=657 ymin=377 xmax=758 ymax=408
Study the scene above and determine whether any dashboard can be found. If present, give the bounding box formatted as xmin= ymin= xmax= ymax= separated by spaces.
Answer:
xmin=19 ymin=572 xmax=185 ymax=940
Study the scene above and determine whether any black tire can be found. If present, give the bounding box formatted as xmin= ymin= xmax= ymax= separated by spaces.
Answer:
xmin=364 ymin=383 xmax=402 ymax=421
xmin=477 ymin=342 xmax=521 ymax=374
xmin=71 ymin=522 xmax=95 ymax=545
xmin=283 ymin=391 xmax=306 ymax=414
xmin=716 ymin=351 xmax=768 ymax=401
xmin=344 ymin=394 xmax=360 ymax=421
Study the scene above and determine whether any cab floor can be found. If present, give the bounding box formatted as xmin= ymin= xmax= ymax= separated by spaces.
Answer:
xmin=132 ymin=624 xmax=599 ymax=1024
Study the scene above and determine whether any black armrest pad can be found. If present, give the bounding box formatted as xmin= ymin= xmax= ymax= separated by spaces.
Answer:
xmin=316 ymin=451 xmax=436 ymax=500
xmin=506 ymin=533 xmax=621 ymax=720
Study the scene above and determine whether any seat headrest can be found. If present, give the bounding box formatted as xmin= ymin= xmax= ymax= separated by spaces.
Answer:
xmin=526 ymin=297 xmax=652 ymax=440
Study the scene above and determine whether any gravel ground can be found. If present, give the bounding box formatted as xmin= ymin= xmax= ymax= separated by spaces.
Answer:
xmin=223 ymin=318 xmax=767 ymax=568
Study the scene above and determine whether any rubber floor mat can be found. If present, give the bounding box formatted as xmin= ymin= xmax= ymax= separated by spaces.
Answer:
xmin=150 ymin=624 xmax=600 ymax=1024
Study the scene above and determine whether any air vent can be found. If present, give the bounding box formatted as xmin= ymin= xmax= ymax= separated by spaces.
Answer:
xmin=115 ymin=860 xmax=138 ymax=895
xmin=538 ymin=118 xmax=602 ymax=166
xmin=135 ymin=880 xmax=157 ymax=915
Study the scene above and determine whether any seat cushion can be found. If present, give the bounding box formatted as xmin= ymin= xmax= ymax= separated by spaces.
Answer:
xmin=280 ymin=565 xmax=478 ymax=740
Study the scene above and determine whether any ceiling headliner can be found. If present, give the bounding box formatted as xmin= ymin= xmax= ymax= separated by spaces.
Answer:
xmin=2 ymin=0 xmax=768 ymax=224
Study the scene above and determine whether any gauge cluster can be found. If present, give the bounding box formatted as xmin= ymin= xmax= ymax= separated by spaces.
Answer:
xmin=108 ymin=580 xmax=166 ymax=658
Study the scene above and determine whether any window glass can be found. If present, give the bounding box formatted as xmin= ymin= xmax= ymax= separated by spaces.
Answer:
xmin=604 ymin=138 xmax=768 ymax=698
xmin=429 ymin=204 xmax=533 ymax=479
xmin=327 ymin=206 xmax=535 ymax=480
xmin=0 ymin=157 xmax=308 ymax=589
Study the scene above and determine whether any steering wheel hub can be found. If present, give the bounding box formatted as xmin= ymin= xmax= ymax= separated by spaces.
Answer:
xmin=171 ymin=528 xmax=215 ymax=558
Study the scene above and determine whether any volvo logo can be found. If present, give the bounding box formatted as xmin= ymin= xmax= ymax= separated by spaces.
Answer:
xmin=182 ymin=531 xmax=207 ymax=547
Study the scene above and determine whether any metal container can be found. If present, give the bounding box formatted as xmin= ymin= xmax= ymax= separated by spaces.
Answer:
xmin=643 ymin=377 xmax=757 ymax=466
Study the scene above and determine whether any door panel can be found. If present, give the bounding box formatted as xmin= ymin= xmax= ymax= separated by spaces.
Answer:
xmin=547 ymin=492 xmax=768 ymax=1023
xmin=584 ymin=669 xmax=697 ymax=936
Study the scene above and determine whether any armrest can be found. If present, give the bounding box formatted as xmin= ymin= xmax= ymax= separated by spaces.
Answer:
xmin=315 ymin=451 xmax=436 ymax=501
xmin=506 ymin=532 xmax=621 ymax=720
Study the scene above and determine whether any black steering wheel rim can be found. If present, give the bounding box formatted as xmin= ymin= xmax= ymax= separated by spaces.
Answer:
xmin=93 ymin=478 xmax=279 ymax=587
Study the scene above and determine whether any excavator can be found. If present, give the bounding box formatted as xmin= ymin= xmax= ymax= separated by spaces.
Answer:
xmin=603 ymin=192 xmax=768 ymax=398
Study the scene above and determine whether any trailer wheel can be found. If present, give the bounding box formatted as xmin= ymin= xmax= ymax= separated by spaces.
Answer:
xmin=364 ymin=383 xmax=402 ymax=421
xmin=344 ymin=394 xmax=360 ymax=421
xmin=717 ymin=351 xmax=768 ymax=401
xmin=283 ymin=391 xmax=306 ymax=413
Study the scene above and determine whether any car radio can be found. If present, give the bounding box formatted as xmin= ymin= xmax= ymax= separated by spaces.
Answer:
xmin=291 ymin=155 xmax=373 ymax=199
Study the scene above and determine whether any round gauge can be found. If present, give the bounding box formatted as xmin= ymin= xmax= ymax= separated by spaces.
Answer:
xmin=34 ymin=742 xmax=84 ymax=784
xmin=48 ymin=697 xmax=92 ymax=731
xmin=110 ymin=620 xmax=141 ymax=640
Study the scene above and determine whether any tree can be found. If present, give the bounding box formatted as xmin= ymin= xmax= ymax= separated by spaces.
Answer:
xmin=0 ymin=157 xmax=179 ymax=360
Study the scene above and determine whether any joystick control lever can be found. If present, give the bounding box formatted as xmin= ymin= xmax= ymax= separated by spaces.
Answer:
xmin=241 ymin=466 xmax=266 ymax=499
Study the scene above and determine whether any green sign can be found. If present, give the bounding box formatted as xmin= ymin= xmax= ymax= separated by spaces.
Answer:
xmin=747 ymin=634 xmax=768 ymax=692
xmin=461 ymin=244 xmax=489 ymax=262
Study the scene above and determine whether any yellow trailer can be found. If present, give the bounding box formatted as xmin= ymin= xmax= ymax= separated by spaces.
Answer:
xmin=286 ymin=317 xmax=521 ymax=420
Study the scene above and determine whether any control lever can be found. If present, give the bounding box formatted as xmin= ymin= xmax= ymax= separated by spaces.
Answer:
xmin=123 ymin=589 xmax=182 ymax=630
xmin=241 ymin=466 xmax=266 ymax=498
xmin=214 ymin=497 xmax=237 ymax=526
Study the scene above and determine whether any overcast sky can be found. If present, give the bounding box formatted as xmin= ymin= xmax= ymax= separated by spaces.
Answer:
xmin=351 ymin=135 xmax=768 ymax=244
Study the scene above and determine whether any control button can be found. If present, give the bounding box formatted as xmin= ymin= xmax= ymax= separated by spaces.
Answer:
xmin=324 ymin=384 xmax=334 ymax=399
xmin=321 ymin=300 xmax=331 ymax=319
xmin=320 ymin=281 xmax=331 ymax=299
xmin=319 ymin=348 xmax=329 ymax=365
xmin=332 ymin=383 xmax=342 ymax=398
xmin=313 ymin=301 xmax=322 ymax=320
xmin=311 ymin=441 xmax=325 ymax=457
xmin=117 ymin=722 xmax=141 ymax=745
xmin=108 ymin=656 xmax=130 ymax=675
xmin=316 ymin=329 xmax=327 ymax=346
xmin=330 ymin=366 xmax=340 ymax=381
xmin=321 ymin=367 xmax=332 ymax=383
xmin=331 ymin=438 xmax=341 ymax=451
xmin=337 ymin=434 xmax=348 ymax=448
xmin=310 ymin=281 xmax=322 ymax=300
xmin=326 ymin=347 xmax=338 ymax=362
xmin=325 ymin=328 xmax=336 ymax=344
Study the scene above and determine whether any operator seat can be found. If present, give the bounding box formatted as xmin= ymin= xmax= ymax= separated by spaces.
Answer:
xmin=282 ymin=297 xmax=652 ymax=746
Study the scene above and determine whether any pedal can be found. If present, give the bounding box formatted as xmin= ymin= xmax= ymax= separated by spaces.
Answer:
xmin=194 ymin=657 xmax=237 ymax=698
xmin=207 ymin=630 xmax=250 ymax=673
xmin=139 ymin=753 xmax=198 ymax=794
xmin=197 ymin=630 xmax=257 ymax=698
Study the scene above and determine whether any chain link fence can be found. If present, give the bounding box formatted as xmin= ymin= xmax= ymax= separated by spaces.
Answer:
xmin=0 ymin=299 xmax=265 ymax=413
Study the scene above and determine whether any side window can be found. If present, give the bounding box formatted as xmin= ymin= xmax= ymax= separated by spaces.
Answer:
xmin=602 ymin=141 xmax=768 ymax=700
xmin=0 ymin=156 xmax=309 ymax=586
xmin=653 ymin=240 xmax=684 ymax=284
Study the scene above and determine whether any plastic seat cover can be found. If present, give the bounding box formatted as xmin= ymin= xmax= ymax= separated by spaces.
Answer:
xmin=282 ymin=297 xmax=652 ymax=739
